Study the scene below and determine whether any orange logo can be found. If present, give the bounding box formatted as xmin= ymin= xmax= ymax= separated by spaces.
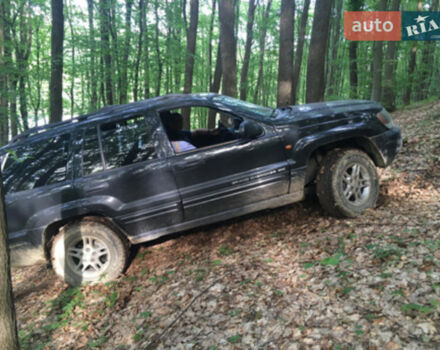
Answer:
xmin=344 ymin=11 xmax=401 ymax=41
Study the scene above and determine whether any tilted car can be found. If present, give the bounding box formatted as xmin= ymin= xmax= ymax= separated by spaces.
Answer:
xmin=1 ymin=93 xmax=402 ymax=285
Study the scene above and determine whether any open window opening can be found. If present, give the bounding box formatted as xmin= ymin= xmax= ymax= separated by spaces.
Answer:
xmin=159 ymin=106 xmax=245 ymax=153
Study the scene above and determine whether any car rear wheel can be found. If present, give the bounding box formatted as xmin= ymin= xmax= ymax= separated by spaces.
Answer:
xmin=316 ymin=149 xmax=379 ymax=218
xmin=51 ymin=220 xmax=128 ymax=286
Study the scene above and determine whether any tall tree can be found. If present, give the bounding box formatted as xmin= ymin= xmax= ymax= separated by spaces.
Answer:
xmin=133 ymin=0 xmax=146 ymax=101
xmin=49 ymin=0 xmax=64 ymax=123
xmin=403 ymin=44 xmax=417 ymax=105
xmin=0 ymin=0 xmax=9 ymax=144
xmin=305 ymin=0 xmax=332 ymax=103
xmin=348 ymin=0 xmax=362 ymax=99
xmin=292 ymin=0 xmax=310 ymax=104
xmin=239 ymin=0 xmax=256 ymax=101
xmin=370 ymin=0 xmax=388 ymax=101
xmin=0 ymin=173 xmax=19 ymax=350
xmin=182 ymin=0 xmax=199 ymax=129
xmin=276 ymin=0 xmax=295 ymax=107
xmin=120 ymin=0 xmax=133 ymax=103
xmin=14 ymin=2 xmax=32 ymax=130
xmin=219 ymin=0 xmax=237 ymax=98
xmin=99 ymin=0 xmax=113 ymax=105
xmin=253 ymin=0 xmax=272 ymax=103
xmin=87 ymin=0 xmax=98 ymax=111
xmin=325 ymin=0 xmax=342 ymax=98
xmin=153 ymin=0 xmax=162 ymax=96
xmin=382 ymin=0 xmax=401 ymax=111
xmin=208 ymin=41 xmax=222 ymax=128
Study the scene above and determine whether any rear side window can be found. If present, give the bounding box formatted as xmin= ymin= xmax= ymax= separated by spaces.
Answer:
xmin=2 ymin=134 xmax=71 ymax=194
xmin=82 ymin=115 xmax=159 ymax=175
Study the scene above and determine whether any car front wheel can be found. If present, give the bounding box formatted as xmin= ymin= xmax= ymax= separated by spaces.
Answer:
xmin=316 ymin=149 xmax=379 ymax=218
xmin=51 ymin=220 xmax=128 ymax=286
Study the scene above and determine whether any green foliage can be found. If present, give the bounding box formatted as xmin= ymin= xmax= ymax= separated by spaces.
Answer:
xmin=218 ymin=245 xmax=233 ymax=256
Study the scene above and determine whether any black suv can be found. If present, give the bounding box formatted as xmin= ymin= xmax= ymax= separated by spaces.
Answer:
xmin=1 ymin=93 xmax=401 ymax=285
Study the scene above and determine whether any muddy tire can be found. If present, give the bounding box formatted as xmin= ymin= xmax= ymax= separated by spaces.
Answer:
xmin=51 ymin=220 xmax=128 ymax=286
xmin=316 ymin=149 xmax=379 ymax=218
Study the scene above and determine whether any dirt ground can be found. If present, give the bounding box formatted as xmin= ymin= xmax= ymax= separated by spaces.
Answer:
xmin=12 ymin=101 xmax=440 ymax=349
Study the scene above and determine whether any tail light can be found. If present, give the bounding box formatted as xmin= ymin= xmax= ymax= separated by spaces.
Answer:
xmin=376 ymin=108 xmax=394 ymax=129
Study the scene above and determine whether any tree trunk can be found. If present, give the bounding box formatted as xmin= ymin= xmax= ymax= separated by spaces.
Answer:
xmin=0 ymin=173 xmax=20 ymax=350
xmin=49 ymin=0 xmax=64 ymax=123
xmin=382 ymin=0 xmax=400 ymax=111
xmin=305 ymin=0 xmax=332 ymax=103
xmin=87 ymin=0 xmax=98 ymax=111
xmin=10 ymin=78 xmax=18 ymax=137
xmin=208 ymin=41 xmax=222 ymax=128
xmin=276 ymin=0 xmax=295 ymax=107
xmin=0 ymin=1 xmax=9 ymax=145
xmin=239 ymin=0 xmax=256 ymax=101
xmin=370 ymin=0 xmax=387 ymax=102
xmin=120 ymin=0 xmax=133 ymax=103
xmin=292 ymin=0 xmax=310 ymax=104
xmin=99 ymin=0 xmax=113 ymax=105
xmin=133 ymin=0 xmax=145 ymax=101
xmin=219 ymin=0 xmax=237 ymax=98
xmin=182 ymin=0 xmax=199 ymax=129
xmin=253 ymin=0 xmax=272 ymax=103
xmin=208 ymin=0 xmax=217 ymax=88
xmin=348 ymin=0 xmax=362 ymax=99
xmin=403 ymin=45 xmax=417 ymax=105
xmin=67 ymin=0 xmax=75 ymax=118
xmin=325 ymin=0 xmax=342 ymax=98
xmin=416 ymin=0 xmax=438 ymax=101
xmin=153 ymin=0 xmax=162 ymax=96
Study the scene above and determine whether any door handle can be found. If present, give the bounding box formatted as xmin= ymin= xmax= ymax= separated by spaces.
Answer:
xmin=175 ymin=160 xmax=201 ymax=169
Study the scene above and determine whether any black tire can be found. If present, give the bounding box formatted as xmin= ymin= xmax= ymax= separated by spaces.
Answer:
xmin=51 ymin=220 xmax=128 ymax=286
xmin=316 ymin=149 xmax=379 ymax=218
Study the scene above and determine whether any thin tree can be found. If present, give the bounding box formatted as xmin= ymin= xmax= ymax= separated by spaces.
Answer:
xmin=120 ymin=0 xmax=133 ymax=104
xmin=292 ymin=0 xmax=310 ymax=104
xmin=49 ymin=0 xmax=64 ymax=123
xmin=382 ymin=0 xmax=400 ymax=111
xmin=277 ymin=0 xmax=295 ymax=107
xmin=182 ymin=0 xmax=199 ymax=129
xmin=325 ymin=0 xmax=342 ymax=98
xmin=99 ymin=0 xmax=113 ymax=105
xmin=348 ymin=0 xmax=362 ymax=99
xmin=0 ymin=173 xmax=20 ymax=350
xmin=239 ymin=0 xmax=256 ymax=101
xmin=133 ymin=0 xmax=146 ymax=101
xmin=0 ymin=0 xmax=9 ymax=144
xmin=219 ymin=0 xmax=237 ymax=98
xmin=305 ymin=0 xmax=332 ymax=103
xmin=153 ymin=0 xmax=162 ymax=96
xmin=253 ymin=0 xmax=272 ymax=103
xmin=14 ymin=2 xmax=32 ymax=130
xmin=208 ymin=41 xmax=222 ymax=128
xmin=371 ymin=0 xmax=388 ymax=101
xmin=87 ymin=0 xmax=98 ymax=111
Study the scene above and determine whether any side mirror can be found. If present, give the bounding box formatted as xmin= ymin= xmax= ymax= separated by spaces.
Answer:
xmin=238 ymin=120 xmax=264 ymax=139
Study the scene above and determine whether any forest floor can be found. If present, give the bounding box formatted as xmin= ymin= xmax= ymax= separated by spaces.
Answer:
xmin=12 ymin=100 xmax=440 ymax=350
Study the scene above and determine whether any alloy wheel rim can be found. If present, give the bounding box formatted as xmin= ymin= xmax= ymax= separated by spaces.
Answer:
xmin=67 ymin=236 xmax=110 ymax=277
xmin=342 ymin=163 xmax=371 ymax=205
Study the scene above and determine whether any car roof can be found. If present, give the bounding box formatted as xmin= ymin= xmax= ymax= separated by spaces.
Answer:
xmin=1 ymin=93 xmax=221 ymax=150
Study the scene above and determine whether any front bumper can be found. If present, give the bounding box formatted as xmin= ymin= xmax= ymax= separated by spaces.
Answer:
xmin=370 ymin=126 xmax=402 ymax=167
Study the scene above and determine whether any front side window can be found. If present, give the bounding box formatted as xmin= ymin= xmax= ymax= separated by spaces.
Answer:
xmin=82 ymin=115 xmax=159 ymax=175
xmin=3 ymin=134 xmax=71 ymax=194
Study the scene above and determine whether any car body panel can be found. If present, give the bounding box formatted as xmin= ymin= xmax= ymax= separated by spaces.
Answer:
xmin=0 ymin=93 xmax=402 ymax=266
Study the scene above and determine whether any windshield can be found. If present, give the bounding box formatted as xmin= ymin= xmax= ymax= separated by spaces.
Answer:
xmin=211 ymin=95 xmax=273 ymax=119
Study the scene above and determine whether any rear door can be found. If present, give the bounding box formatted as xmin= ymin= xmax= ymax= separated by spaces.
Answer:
xmin=74 ymin=112 xmax=182 ymax=239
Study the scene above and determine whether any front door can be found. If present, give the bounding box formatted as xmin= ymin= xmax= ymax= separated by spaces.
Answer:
xmin=170 ymin=122 xmax=290 ymax=222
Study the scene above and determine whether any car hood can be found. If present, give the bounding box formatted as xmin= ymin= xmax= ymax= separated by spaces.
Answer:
xmin=271 ymin=100 xmax=383 ymax=124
